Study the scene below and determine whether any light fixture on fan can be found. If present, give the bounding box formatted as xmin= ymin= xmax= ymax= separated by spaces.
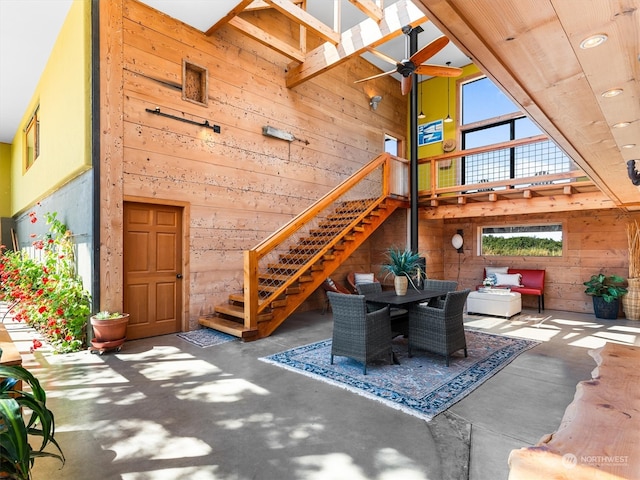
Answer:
xmin=444 ymin=62 xmax=453 ymax=123
xmin=451 ymin=229 xmax=463 ymax=253
xmin=418 ymin=75 xmax=425 ymax=119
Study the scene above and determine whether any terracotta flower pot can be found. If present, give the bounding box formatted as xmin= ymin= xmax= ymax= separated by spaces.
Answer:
xmin=90 ymin=314 xmax=130 ymax=342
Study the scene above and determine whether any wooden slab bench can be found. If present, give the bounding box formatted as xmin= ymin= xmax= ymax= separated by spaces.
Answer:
xmin=0 ymin=323 xmax=23 ymax=391
xmin=0 ymin=323 xmax=21 ymax=367
xmin=508 ymin=342 xmax=640 ymax=479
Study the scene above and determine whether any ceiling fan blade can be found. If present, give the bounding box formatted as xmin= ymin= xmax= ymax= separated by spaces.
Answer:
xmin=366 ymin=48 xmax=400 ymax=67
xmin=410 ymin=36 xmax=449 ymax=66
xmin=415 ymin=64 xmax=463 ymax=77
xmin=353 ymin=69 xmax=396 ymax=84
xmin=401 ymin=76 xmax=412 ymax=96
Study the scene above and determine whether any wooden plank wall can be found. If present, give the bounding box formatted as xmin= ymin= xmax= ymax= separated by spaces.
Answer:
xmin=435 ymin=209 xmax=640 ymax=315
xmin=102 ymin=0 xmax=407 ymax=328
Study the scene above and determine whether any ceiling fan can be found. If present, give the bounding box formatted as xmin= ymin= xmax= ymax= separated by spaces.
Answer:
xmin=355 ymin=36 xmax=463 ymax=95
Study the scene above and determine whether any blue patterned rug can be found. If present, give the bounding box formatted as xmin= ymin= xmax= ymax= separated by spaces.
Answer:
xmin=177 ymin=328 xmax=237 ymax=348
xmin=260 ymin=330 xmax=538 ymax=421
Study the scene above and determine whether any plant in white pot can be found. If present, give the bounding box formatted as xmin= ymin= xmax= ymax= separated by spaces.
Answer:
xmin=381 ymin=247 xmax=424 ymax=296
xmin=89 ymin=311 xmax=130 ymax=354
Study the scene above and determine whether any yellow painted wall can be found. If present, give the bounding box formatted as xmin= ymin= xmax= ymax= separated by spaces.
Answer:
xmin=416 ymin=64 xmax=480 ymax=190
xmin=9 ymin=0 xmax=91 ymax=215
xmin=0 ymin=143 xmax=11 ymax=217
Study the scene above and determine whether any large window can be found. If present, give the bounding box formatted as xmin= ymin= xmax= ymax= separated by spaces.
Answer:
xmin=480 ymin=224 xmax=563 ymax=257
xmin=460 ymin=76 xmax=571 ymax=185
xmin=25 ymin=106 xmax=40 ymax=170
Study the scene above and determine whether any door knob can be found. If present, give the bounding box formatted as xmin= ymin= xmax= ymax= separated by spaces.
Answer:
xmin=176 ymin=274 xmax=183 ymax=279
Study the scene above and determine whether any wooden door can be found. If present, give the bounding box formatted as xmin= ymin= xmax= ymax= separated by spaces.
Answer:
xmin=124 ymin=202 xmax=183 ymax=339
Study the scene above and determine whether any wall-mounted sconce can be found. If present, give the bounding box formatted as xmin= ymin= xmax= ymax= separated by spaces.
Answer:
xmin=451 ymin=229 xmax=464 ymax=253
xmin=370 ymin=95 xmax=383 ymax=111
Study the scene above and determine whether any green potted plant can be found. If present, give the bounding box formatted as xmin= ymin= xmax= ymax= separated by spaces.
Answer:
xmin=583 ymin=273 xmax=627 ymax=319
xmin=381 ymin=247 xmax=424 ymax=296
xmin=89 ymin=311 xmax=130 ymax=354
xmin=0 ymin=364 xmax=64 ymax=479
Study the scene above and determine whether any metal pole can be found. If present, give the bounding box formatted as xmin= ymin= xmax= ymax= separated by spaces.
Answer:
xmin=409 ymin=27 xmax=419 ymax=253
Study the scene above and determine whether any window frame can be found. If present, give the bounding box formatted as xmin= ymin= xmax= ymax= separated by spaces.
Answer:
xmin=24 ymin=106 xmax=40 ymax=171
xmin=478 ymin=222 xmax=565 ymax=258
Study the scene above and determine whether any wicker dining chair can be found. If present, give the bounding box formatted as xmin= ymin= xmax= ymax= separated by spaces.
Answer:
xmin=355 ymin=281 xmax=409 ymax=336
xmin=422 ymin=279 xmax=458 ymax=306
xmin=326 ymin=291 xmax=393 ymax=375
xmin=407 ymin=289 xmax=471 ymax=366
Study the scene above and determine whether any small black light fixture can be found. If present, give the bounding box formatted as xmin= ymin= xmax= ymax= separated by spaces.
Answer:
xmin=444 ymin=62 xmax=453 ymax=123
xmin=451 ymin=229 xmax=464 ymax=253
xmin=418 ymin=75 xmax=426 ymax=119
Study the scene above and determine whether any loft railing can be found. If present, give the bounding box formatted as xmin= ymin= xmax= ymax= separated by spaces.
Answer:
xmin=243 ymin=153 xmax=408 ymax=330
xmin=418 ymin=135 xmax=589 ymax=198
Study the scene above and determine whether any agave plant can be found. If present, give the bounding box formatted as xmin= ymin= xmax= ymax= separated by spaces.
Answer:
xmin=0 ymin=364 xmax=64 ymax=479
xmin=381 ymin=248 xmax=424 ymax=281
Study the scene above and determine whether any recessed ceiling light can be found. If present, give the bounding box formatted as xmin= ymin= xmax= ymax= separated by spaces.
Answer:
xmin=602 ymin=88 xmax=623 ymax=97
xmin=622 ymin=144 xmax=636 ymax=149
xmin=613 ymin=122 xmax=631 ymax=128
xmin=580 ymin=34 xmax=608 ymax=49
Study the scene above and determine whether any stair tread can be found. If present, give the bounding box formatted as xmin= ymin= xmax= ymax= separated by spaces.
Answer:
xmin=198 ymin=315 xmax=259 ymax=340
xmin=215 ymin=303 xmax=273 ymax=322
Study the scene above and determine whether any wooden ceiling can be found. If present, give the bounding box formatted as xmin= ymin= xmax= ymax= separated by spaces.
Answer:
xmin=185 ymin=0 xmax=640 ymax=211
xmin=414 ymin=0 xmax=640 ymax=211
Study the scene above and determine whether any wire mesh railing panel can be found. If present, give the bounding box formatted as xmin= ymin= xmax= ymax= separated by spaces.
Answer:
xmin=254 ymin=164 xmax=384 ymax=303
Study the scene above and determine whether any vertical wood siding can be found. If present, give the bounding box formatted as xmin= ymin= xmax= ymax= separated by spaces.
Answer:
xmin=102 ymin=0 xmax=407 ymax=328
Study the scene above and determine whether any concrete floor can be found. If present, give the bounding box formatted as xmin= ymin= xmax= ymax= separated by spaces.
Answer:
xmin=5 ymin=307 xmax=640 ymax=480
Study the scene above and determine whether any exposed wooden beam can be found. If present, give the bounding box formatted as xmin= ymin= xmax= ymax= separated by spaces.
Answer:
xmin=422 ymin=191 xmax=615 ymax=219
xmin=265 ymin=0 xmax=340 ymax=45
xmin=245 ymin=0 xmax=304 ymax=11
xmin=348 ymin=0 xmax=383 ymax=22
xmin=205 ymin=0 xmax=255 ymax=35
xmin=286 ymin=0 xmax=427 ymax=87
xmin=227 ymin=16 xmax=305 ymax=62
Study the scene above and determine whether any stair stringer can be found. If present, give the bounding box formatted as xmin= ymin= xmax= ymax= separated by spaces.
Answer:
xmin=256 ymin=197 xmax=404 ymax=338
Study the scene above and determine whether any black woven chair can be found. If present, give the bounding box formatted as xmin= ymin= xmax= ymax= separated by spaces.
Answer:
xmin=355 ymin=282 xmax=408 ymax=336
xmin=327 ymin=291 xmax=393 ymax=374
xmin=422 ymin=279 xmax=458 ymax=306
xmin=407 ymin=289 xmax=471 ymax=366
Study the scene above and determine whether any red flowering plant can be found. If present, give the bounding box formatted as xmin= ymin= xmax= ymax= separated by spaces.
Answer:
xmin=0 ymin=211 xmax=91 ymax=353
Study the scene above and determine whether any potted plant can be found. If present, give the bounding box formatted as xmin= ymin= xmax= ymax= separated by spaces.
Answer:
xmin=89 ymin=311 xmax=130 ymax=354
xmin=381 ymin=247 xmax=424 ymax=296
xmin=583 ymin=273 xmax=627 ymax=319
xmin=0 ymin=364 xmax=64 ymax=479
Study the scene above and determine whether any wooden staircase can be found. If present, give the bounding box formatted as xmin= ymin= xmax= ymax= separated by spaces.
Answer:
xmin=199 ymin=196 xmax=404 ymax=340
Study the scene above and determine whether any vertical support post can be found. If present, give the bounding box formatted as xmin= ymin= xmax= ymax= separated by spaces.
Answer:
xmin=244 ymin=250 xmax=259 ymax=331
xmin=409 ymin=27 xmax=419 ymax=253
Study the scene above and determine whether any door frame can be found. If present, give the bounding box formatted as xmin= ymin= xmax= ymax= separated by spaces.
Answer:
xmin=124 ymin=195 xmax=190 ymax=332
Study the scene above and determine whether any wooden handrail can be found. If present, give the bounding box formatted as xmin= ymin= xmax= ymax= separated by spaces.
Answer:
xmin=418 ymin=134 xmax=549 ymax=165
xmin=252 ymin=152 xmax=391 ymax=258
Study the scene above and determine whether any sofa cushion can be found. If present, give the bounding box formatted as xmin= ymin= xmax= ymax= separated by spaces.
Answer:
xmin=495 ymin=272 xmax=523 ymax=287
xmin=354 ymin=273 xmax=376 ymax=284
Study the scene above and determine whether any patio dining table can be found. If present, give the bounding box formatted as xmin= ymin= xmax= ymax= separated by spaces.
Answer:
xmin=362 ymin=288 xmax=451 ymax=306
xmin=359 ymin=287 xmax=451 ymax=365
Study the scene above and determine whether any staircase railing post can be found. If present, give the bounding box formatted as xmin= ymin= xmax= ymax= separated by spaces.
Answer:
xmin=244 ymin=249 xmax=259 ymax=331
xmin=383 ymin=155 xmax=391 ymax=197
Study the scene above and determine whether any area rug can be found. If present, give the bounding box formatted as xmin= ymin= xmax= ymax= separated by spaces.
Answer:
xmin=177 ymin=328 xmax=237 ymax=348
xmin=260 ymin=330 xmax=539 ymax=421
